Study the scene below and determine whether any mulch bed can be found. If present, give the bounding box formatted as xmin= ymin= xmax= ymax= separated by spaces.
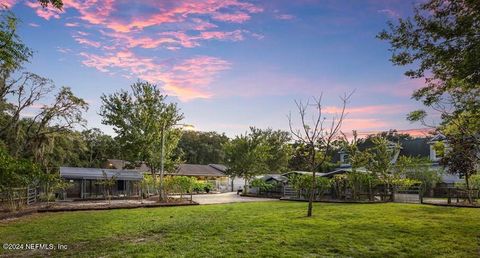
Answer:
xmin=0 ymin=201 xmax=198 ymax=220
xmin=37 ymin=201 xmax=198 ymax=212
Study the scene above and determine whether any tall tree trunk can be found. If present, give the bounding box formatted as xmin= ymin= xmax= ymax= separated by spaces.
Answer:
xmin=465 ymin=174 xmax=473 ymax=204
xmin=307 ymin=145 xmax=315 ymax=217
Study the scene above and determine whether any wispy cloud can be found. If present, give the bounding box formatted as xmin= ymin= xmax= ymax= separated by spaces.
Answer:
xmin=22 ymin=0 xmax=264 ymax=100
xmin=371 ymin=78 xmax=426 ymax=97
xmin=25 ymin=1 xmax=62 ymax=20
xmin=28 ymin=22 xmax=40 ymax=27
xmin=79 ymin=50 xmax=230 ymax=101
xmin=275 ymin=14 xmax=295 ymax=20
xmin=377 ymin=8 xmax=400 ymax=18
xmin=2 ymin=0 xmax=17 ymax=8
xmin=323 ymin=104 xmax=410 ymax=115
xmin=65 ymin=22 xmax=80 ymax=27
xmin=56 ymin=46 xmax=72 ymax=53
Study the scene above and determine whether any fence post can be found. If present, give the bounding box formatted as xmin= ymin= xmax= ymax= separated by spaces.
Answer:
xmin=419 ymin=186 xmax=423 ymax=204
xmin=447 ymin=188 xmax=451 ymax=204
xmin=456 ymin=187 xmax=459 ymax=203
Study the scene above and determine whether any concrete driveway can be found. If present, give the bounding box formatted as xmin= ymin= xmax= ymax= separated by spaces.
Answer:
xmin=191 ymin=192 xmax=278 ymax=205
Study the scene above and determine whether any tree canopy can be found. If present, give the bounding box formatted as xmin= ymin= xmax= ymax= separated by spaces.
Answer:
xmin=175 ymin=131 xmax=229 ymax=165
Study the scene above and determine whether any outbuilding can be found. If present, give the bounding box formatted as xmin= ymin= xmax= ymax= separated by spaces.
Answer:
xmin=60 ymin=167 xmax=143 ymax=199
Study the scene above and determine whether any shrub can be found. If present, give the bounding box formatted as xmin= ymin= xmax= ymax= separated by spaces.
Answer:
xmin=250 ymin=178 xmax=274 ymax=192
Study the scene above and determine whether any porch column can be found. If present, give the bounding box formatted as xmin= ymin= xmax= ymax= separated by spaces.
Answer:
xmin=80 ymin=179 xmax=84 ymax=199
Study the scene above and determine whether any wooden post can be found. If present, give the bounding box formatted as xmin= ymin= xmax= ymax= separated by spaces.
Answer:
xmin=456 ymin=187 xmax=459 ymax=203
xmin=81 ymin=179 xmax=85 ymax=199
xmin=447 ymin=188 xmax=451 ymax=204
xmin=419 ymin=186 xmax=423 ymax=204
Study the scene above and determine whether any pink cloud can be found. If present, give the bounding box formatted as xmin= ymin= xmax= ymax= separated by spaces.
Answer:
xmin=212 ymin=12 xmax=251 ymax=23
xmin=323 ymin=104 xmax=410 ymax=115
xmin=372 ymin=78 xmax=426 ymax=97
xmin=23 ymin=0 xmax=263 ymax=100
xmin=65 ymin=22 xmax=80 ymax=27
xmin=3 ymin=0 xmax=17 ymax=8
xmin=73 ymin=36 xmax=101 ymax=48
xmin=57 ymin=0 xmax=262 ymax=33
xmin=56 ymin=47 xmax=72 ymax=53
xmin=79 ymin=50 xmax=230 ymax=101
xmin=341 ymin=118 xmax=390 ymax=131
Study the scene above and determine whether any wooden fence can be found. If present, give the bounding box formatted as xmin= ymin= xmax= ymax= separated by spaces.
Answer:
xmin=0 ymin=186 xmax=39 ymax=209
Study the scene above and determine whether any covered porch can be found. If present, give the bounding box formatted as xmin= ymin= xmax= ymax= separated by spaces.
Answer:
xmin=60 ymin=167 xmax=144 ymax=199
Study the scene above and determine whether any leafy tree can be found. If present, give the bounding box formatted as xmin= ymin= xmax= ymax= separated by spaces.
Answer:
xmin=224 ymin=132 xmax=270 ymax=193
xmin=379 ymin=0 xmax=480 ymax=200
xmin=175 ymin=131 xmax=229 ymax=164
xmin=100 ymin=81 xmax=183 ymax=201
xmin=250 ymin=127 xmax=292 ymax=172
xmin=0 ymin=145 xmax=41 ymax=210
xmin=40 ymin=171 xmax=71 ymax=204
xmin=364 ymin=137 xmax=401 ymax=201
xmin=37 ymin=0 xmax=63 ymax=9
xmin=440 ymin=134 xmax=478 ymax=203
xmin=396 ymin=156 xmax=442 ymax=196
xmin=96 ymin=171 xmax=117 ymax=204
xmin=341 ymin=131 xmax=368 ymax=171
xmin=80 ymin=128 xmax=120 ymax=167
xmin=0 ymin=8 xmax=88 ymax=165
xmin=288 ymin=93 xmax=351 ymax=217
xmin=378 ymin=0 xmax=480 ymax=108
xmin=288 ymin=141 xmax=311 ymax=171
xmin=0 ymin=8 xmax=32 ymax=78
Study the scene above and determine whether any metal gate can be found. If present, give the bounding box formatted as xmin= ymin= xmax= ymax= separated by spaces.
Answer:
xmin=26 ymin=186 xmax=38 ymax=205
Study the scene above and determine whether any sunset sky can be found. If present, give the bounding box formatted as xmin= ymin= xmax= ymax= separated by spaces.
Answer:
xmin=7 ymin=0 xmax=434 ymax=137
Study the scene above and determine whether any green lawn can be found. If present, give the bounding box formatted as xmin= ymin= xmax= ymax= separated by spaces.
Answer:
xmin=1 ymin=202 xmax=479 ymax=257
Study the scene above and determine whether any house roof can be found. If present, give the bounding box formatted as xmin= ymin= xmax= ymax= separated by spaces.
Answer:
xmin=428 ymin=134 xmax=446 ymax=144
xmin=321 ymin=168 xmax=369 ymax=178
xmin=172 ymin=164 xmax=227 ymax=177
xmin=60 ymin=167 xmax=144 ymax=181
xmin=258 ymin=174 xmax=288 ymax=183
xmin=106 ymin=159 xmax=150 ymax=172
xmin=282 ymin=171 xmax=327 ymax=177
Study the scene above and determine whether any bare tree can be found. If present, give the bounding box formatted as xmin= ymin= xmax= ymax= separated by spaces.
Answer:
xmin=288 ymin=92 xmax=352 ymax=217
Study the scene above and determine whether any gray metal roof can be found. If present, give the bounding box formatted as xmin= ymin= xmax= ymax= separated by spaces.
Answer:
xmin=60 ymin=167 xmax=143 ymax=181
xmin=259 ymin=174 xmax=288 ymax=183
xmin=172 ymin=164 xmax=227 ymax=177
xmin=282 ymin=171 xmax=326 ymax=177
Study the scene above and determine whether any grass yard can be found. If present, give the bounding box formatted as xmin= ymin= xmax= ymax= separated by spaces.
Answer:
xmin=1 ymin=202 xmax=479 ymax=257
